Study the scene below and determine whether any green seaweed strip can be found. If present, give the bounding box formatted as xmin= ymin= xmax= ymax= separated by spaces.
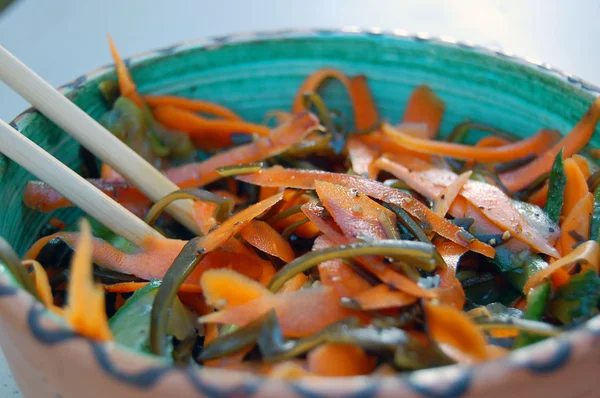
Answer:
xmin=144 ymin=188 xmax=234 ymax=226
xmin=0 ymin=237 xmax=40 ymax=299
xmin=514 ymin=281 xmax=552 ymax=348
xmin=267 ymin=240 xmax=436 ymax=292
xmin=590 ymin=187 xmax=600 ymax=242
xmin=150 ymin=237 xmax=203 ymax=356
xmin=544 ymin=149 xmax=566 ymax=223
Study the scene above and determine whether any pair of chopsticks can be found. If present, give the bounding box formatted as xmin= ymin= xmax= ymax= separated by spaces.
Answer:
xmin=0 ymin=44 xmax=201 ymax=246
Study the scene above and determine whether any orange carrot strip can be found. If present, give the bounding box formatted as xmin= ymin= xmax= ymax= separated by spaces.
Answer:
xmin=500 ymin=97 xmax=600 ymax=191
xmin=572 ymin=154 xmax=591 ymax=179
xmin=375 ymin=158 xmax=557 ymax=257
xmin=347 ymin=135 xmax=378 ymax=176
xmin=352 ymin=284 xmax=417 ymax=310
xmin=191 ymin=201 xmax=218 ymax=235
xmin=23 ymin=179 xmax=150 ymax=214
xmin=240 ymin=219 xmax=295 ymax=262
xmin=258 ymin=261 xmax=277 ymax=287
xmin=528 ymin=183 xmax=549 ymax=208
xmin=144 ymin=95 xmax=241 ymax=121
xmin=260 ymin=186 xmax=282 ymax=201
xmin=201 ymin=269 xmax=272 ymax=309
xmin=199 ymin=286 xmax=365 ymax=338
xmin=103 ymin=281 xmax=204 ymax=294
xmin=402 ymin=85 xmax=445 ymax=139
xmin=107 ymin=35 xmax=143 ymax=108
xmin=383 ymin=123 xmax=558 ymax=162
xmin=432 ymin=240 xmax=467 ymax=309
xmin=63 ymin=220 xmax=113 ymax=341
xmin=22 ymin=260 xmax=57 ymax=312
xmin=364 ymin=263 xmax=435 ymax=299
xmin=551 ymin=268 xmax=571 ymax=289
xmin=475 ymin=136 xmax=511 ymax=147
xmin=153 ymin=105 xmax=270 ymax=148
xmin=271 ymin=191 xmax=320 ymax=239
xmin=178 ymin=292 xmax=211 ymax=315
xmin=424 ymin=302 xmax=488 ymax=360
xmin=239 ymin=168 xmax=494 ymax=257
xmin=101 ymin=164 xmax=121 ymax=180
xmin=459 ymin=180 xmax=559 ymax=257
xmin=373 ymin=157 xmax=442 ymax=198
xmin=394 ymin=123 xmax=430 ymax=139
xmin=380 ymin=150 xmax=433 ymax=172
xmin=362 ymin=132 xmax=434 ymax=166
xmin=307 ymin=344 xmax=375 ymax=377
xmin=312 ymin=182 xmax=436 ymax=299
xmin=349 ymin=75 xmax=379 ymax=130
xmin=278 ymin=273 xmax=309 ymax=293
xmin=433 ymin=170 xmax=472 ymax=217
xmin=562 ymin=158 xmax=589 ymax=217
xmin=166 ymin=112 xmax=318 ymax=188
xmin=523 ymin=240 xmax=600 ymax=293
xmin=559 ymin=192 xmax=593 ymax=256
xmin=292 ymin=68 xmax=351 ymax=113
xmin=49 ymin=218 xmax=67 ymax=230
xmin=301 ymin=202 xmax=346 ymax=242
xmin=314 ymin=235 xmax=371 ymax=297
xmin=25 ymin=195 xmax=282 ymax=285
xmin=463 ymin=136 xmax=511 ymax=169
xmin=315 ymin=180 xmax=397 ymax=242
xmin=197 ymin=192 xmax=284 ymax=254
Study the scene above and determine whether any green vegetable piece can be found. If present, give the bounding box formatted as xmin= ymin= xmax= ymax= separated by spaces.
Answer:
xmin=217 ymin=163 xmax=264 ymax=177
xmin=150 ymin=237 xmax=203 ymax=356
xmin=110 ymin=280 xmax=196 ymax=356
xmin=256 ymin=311 xmax=451 ymax=370
xmin=0 ymin=237 xmax=40 ymax=299
xmin=464 ymin=277 xmax=521 ymax=307
xmin=98 ymin=80 xmax=120 ymax=107
xmin=549 ymin=270 xmax=600 ymax=324
xmin=505 ymin=255 xmax=548 ymax=291
xmin=524 ymin=282 xmax=551 ymax=321
xmin=590 ymin=187 xmax=600 ymax=242
xmin=267 ymin=240 xmax=437 ymax=292
xmin=302 ymin=92 xmax=346 ymax=153
xmin=199 ymin=313 xmax=271 ymax=361
xmin=144 ymin=188 xmax=234 ymax=227
xmin=515 ymin=281 xmax=552 ymax=348
xmin=544 ymin=149 xmax=566 ymax=224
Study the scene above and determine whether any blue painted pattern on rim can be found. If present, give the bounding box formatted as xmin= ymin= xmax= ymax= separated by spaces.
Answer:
xmin=0 ymin=283 xmax=17 ymax=296
xmin=27 ymin=303 xmax=78 ymax=344
xmin=185 ymin=366 xmax=261 ymax=397
xmin=91 ymin=342 xmax=171 ymax=389
xmin=510 ymin=339 xmax=572 ymax=373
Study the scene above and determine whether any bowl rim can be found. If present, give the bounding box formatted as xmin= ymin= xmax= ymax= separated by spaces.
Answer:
xmin=4 ymin=27 xmax=600 ymax=394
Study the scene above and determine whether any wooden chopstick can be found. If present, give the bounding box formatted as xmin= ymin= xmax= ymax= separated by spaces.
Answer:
xmin=0 ymin=120 xmax=162 ymax=247
xmin=0 ymin=45 xmax=201 ymax=235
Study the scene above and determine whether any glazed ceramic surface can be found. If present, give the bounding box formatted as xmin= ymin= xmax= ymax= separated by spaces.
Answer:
xmin=1 ymin=29 xmax=599 ymax=398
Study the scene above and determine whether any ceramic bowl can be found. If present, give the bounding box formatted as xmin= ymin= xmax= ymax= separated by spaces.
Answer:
xmin=1 ymin=29 xmax=599 ymax=398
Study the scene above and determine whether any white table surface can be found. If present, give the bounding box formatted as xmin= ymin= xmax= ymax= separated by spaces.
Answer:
xmin=1 ymin=0 xmax=600 ymax=396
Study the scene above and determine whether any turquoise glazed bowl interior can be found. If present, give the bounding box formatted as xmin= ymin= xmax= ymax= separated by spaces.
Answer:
xmin=2 ymin=30 xmax=600 ymax=398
